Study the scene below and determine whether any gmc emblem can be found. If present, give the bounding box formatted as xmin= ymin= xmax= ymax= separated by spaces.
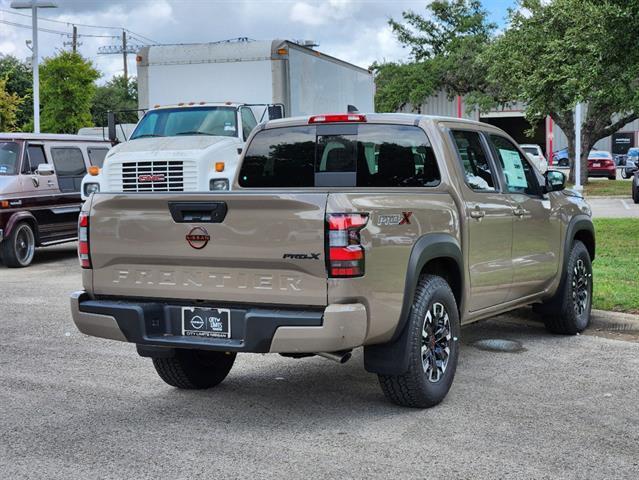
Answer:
xmin=138 ymin=174 xmax=165 ymax=183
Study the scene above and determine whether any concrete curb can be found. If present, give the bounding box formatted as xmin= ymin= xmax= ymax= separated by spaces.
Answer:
xmin=591 ymin=309 xmax=639 ymax=331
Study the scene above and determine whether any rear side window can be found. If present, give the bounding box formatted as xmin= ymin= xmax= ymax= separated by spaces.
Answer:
xmin=51 ymin=147 xmax=87 ymax=193
xmin=451 ymin=130 xmax=496 ymax=192
xmin=239 ymin=124 xmax=440 ymax=188
xmin=87 ymin=147 xmax=109 ymax=167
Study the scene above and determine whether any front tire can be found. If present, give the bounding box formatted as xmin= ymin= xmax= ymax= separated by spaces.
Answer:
xmin=378 ymin=275 xmax=460 ymax=408
xmin=633 ymin=182 xmax=639 ymax=204
xmin=541 ymin=240 xmax=593 ymax=334
xmin=1 ymin=222 xmax=36 ymax=268
xmin=152 ymin=349 xmax=236 ymax=389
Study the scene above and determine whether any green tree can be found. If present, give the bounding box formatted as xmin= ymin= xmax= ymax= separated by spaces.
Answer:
xmin=91 ymin=75 xmax=138 ymax=127
xmin=0 ymin=76 xmax=23 ymax=131
xmin=481 ymin=0 xmax=639 ymax=184
xmin=374 ymin=0 xmax=496 ymax=112
xmin=0 ymin=55 xmax=32 ymax=129
xmin=40 ymin=51 xmax=99 ymax=134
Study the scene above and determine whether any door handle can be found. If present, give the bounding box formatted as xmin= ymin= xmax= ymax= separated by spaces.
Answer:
xmin=469 ymin=208 xmax=486 ymax=220
xmin=513 ymin=207 xmax=527 ymax=217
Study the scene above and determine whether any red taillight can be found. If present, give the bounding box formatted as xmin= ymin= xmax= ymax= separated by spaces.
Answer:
xmin=78 ymin=212 xmax=91 ymax=269
xmin=309 ymin=114 xmax=366 ymax=124
xmin=326 ymin=213 xmax=367 ymax=278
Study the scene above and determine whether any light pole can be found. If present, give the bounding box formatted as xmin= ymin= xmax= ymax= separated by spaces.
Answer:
xmin=10 ymin=1 xmax=58 ymax=134
xmin=574 ymin=102 xmax=583 ymax=192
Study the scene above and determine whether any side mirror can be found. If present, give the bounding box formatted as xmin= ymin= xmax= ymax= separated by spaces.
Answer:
xmin=544 ymin=169 xmax=566 ymax=193
xmin=267 ymin=104 xmax=285 ymax=120
xmin=36 ymin=163 xmax=54 ymax=176
xmin=107 ymin=111 xmax=118 ymax=144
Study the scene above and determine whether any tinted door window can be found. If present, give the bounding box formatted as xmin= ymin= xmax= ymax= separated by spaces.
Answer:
xmin=25 ymin=144 xmax=47 ymax=173
xmin=239 ymin=124 xmax=440 ymax=188
xmin=451 ymin=130 xmax=496 ymax=191
xmin=51 ymin=147 xmax=87 ymax=193
xmin=87 ymin=147 xmax=109 ymax=167
xmin=240 ymin=107 xmax=258 ymax=140
xmin=489 ymin=135 xmax=541 ymax=196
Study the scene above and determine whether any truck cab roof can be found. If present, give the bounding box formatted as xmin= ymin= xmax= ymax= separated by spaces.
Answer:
xmin=260 ymin=113 xmax=490 ymax=130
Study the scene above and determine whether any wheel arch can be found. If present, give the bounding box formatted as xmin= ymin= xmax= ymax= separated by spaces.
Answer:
xmin=566 ymin=215 xmax=595 ymax=263
xmin=4 ymin=211 xmax=40 ymax=245
xmin=364 ymin=233 xmax=463 ymax=375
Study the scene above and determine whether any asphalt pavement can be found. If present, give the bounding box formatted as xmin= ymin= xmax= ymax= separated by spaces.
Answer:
xmin=1 ymin=244 xmax=638 ymax=479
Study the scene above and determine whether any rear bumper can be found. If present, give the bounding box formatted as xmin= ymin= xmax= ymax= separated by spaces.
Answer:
xmin=588 ymin=167 xmax=616 ymax=177
xmin=70 ymin=291 xmax=367 ymax=354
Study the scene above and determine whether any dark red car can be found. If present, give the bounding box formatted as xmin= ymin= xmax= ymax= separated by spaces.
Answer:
xmin=588 ymin=150 xmax=616 ymax=180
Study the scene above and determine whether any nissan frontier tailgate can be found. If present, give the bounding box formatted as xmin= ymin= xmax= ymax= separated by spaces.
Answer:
xmin=87 ymin=192 xmax=328 ymax=306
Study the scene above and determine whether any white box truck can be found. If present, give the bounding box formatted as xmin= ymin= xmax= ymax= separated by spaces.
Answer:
xmin=82 ymin=39 xmax=374 ymax=198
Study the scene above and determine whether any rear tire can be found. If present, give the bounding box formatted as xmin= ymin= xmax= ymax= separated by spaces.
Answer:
xmin=152 ymin=349 xmax=236 ymax=389
xmin=608 ymin=175 xmax=616 ymax=180
xmin=539 ymin=241 xmax=592 ymax=334
xmin=621 ymin=169 xmax=628 ymax=179
xmin=1 ymin=222 xmax=36 ymax=268
xmin=633 ymin=182 xmax=639 ymax=204
xmin=378 ymin=275 xmax=460 ymax=408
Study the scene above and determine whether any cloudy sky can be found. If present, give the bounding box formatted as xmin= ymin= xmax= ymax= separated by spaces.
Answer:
xmin=0 ymin=0 xmax=516 ymax=83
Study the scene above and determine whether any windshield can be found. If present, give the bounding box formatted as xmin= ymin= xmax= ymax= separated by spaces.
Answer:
xmin=589 ymin=151 xmax=611 ymax=159
xmin=627 ymin=148 xmax=639 ymax=157
xmin=0 ymin=142 xmax=21 ymax=175
xmin=130 ymin=107 xmax=238 ymax=140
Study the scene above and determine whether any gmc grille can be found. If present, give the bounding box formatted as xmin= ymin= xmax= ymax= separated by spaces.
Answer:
xmin=121 ymin=161 xmax=185 ymax=192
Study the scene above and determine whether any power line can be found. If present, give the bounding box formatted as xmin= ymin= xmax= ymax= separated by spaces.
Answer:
xmin=0 ymin=7 xmax=158 ymax=43
xmin=0 ymin=18 xmax=119 ymax=38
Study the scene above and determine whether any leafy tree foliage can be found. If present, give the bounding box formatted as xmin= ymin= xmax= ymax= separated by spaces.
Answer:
xmin=481 ymin=0 xmax=639 ymax=183
xmin=374 ymin=0 xmax=496 ymax=112
xmin=40 ymin=51 xmax=99 ymax=134
xmin=0 ymin=76 xmax=23 ymax=131
xmin=91 ymin=75 xmax=138 ymax=127
xmin=0 ymin=55 xmax=32 ymax=129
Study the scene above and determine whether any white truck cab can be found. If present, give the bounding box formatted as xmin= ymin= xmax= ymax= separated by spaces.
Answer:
xmin=82 ymin=102 xmax=261 ymax=198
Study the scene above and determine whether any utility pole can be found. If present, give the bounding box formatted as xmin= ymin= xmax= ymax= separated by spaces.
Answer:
xmin=122 ymin=30 xmax=128 ymax=85
xmin=72 ymin=25 xmax=77 ymax=53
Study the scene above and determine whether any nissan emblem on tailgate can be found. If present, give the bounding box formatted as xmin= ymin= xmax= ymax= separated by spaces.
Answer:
xmin=186 ymin=227 xmax=210 ymax=249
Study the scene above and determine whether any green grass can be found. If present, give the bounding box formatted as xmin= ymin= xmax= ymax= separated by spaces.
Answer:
xmin=577 ymin=180 xmax=631 ymax=197
xmin=592 ymin=218 xmax=639 ymax=314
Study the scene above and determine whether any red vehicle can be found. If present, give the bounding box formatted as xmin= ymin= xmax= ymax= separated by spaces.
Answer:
xmin=588 ymin=150 xmax=616 ymax=180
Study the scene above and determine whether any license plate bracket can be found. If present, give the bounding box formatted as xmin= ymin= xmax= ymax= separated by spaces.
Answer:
xmin=181 ymin=306 xmax=231 ymax=338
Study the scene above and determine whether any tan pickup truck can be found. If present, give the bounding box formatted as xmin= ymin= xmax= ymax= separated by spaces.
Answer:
xmin=71 ymin=113 xmax=595 ymax=408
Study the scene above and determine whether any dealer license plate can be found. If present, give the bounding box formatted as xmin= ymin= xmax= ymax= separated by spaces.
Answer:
xmin=181 ymin=307 xmax=231 ymax=338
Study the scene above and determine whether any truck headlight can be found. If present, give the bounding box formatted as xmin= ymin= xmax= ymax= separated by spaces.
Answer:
xmin=210 ymin=179 xmax=229 ymax=191
xmin=84 ymin=183 xmax=100 ymax=196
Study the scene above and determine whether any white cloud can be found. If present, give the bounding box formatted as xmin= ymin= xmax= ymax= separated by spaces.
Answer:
xmin=0 ymin=0 xmax=420 ymax=82
xmin=289 ymin=0 xmax=355 ymax=26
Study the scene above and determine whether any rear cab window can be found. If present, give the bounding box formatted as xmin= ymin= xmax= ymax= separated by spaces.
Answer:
xmin=239 ymin=123 xmax=441 ymax=188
